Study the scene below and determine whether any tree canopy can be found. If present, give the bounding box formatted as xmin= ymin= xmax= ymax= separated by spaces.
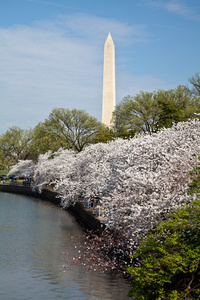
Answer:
xmin=94 ymin=124 xmax=115 ymax=143
xmin=1 ymin=74 xmax=200 ymax=168
xmin=189 ymin=72 xmax=200 ymax=96
xmin=113 ymin=91 xmax=159 ymax=136
xmin=32 ymin=108 xmax=102 ymax=153
xmin=156 ymin=85 xmax=200 ymax=129
xmin=0 ymin=126 xmax=33 ymax=169
xmin=30 ymin=121 xmax=66 ymax=159
xmin=114 ymin=84 xmax=200 ymax=135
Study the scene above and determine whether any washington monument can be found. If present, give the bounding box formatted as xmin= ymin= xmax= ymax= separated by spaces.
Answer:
xmin=102 ymin=33 xmax=116 ymax=128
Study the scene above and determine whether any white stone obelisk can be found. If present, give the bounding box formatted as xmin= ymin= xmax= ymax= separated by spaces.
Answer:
xmin=102 ymin=33 xmax=116 ymax=128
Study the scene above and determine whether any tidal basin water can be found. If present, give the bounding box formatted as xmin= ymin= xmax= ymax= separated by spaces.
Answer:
xmin=0 ymin=192 xmax=130 ymax=300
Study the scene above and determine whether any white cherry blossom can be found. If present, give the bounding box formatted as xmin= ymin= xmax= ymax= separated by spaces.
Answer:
xmin=8 ymin=160 xmax=35 ymax=178
xmin=9 ymin=119 xmax=200 ymax=248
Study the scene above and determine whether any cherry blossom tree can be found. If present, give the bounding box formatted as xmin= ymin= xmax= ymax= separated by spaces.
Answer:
xmin=10 ymin=119 xmax=200 ymax=251
xmin=53 ymin=119 xmax=200 ymax=248
xmin=33 ymin=148 xmax=76 ymax=193
xmin=8 ymin=160 xmax=35 ymax=178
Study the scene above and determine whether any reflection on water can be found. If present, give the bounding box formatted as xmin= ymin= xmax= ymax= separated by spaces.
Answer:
xmin=0 ymin=192 xmax=130 ymax=299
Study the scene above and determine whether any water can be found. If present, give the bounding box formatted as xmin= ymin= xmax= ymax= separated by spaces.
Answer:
xmin=0 ymin=192 xmax=130 ymax=300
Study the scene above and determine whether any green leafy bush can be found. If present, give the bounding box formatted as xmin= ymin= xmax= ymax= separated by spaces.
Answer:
xmin=127 ymin=199 xmax=200 ymax=299
xmin=188 ymin=157 xmax=200 ymax=195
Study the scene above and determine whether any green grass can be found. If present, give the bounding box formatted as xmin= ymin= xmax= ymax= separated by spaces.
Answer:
xmin=0 ymin=170 xmax=8 ymax=175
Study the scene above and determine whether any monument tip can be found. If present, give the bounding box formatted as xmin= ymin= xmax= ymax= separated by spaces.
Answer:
xmin=105 ymin=32 xmax=114 ymax=45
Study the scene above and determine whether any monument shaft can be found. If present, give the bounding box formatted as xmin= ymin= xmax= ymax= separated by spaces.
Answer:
xmin=102 ymin=33 xmax=116 ymax=128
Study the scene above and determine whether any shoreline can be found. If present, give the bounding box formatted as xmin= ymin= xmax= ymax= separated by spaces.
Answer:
xmin=0 ymin=183 xmax=104 ymax=231
xmin=0 ymin=183 xmax=133 ymax=279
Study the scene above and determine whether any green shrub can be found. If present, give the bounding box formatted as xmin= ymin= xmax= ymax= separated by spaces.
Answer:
xmin=127 ymin=199 xmax=200 ymax=299
xmin=188 ymin=157 xmax=200 ymax=195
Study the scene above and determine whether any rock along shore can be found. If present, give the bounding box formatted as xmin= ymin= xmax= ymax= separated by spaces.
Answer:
xmin=0 ymin=183 xmax=103 ymax=231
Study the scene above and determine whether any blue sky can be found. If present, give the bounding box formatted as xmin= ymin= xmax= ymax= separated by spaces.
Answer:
xmin=0 ymin=0 xmax=200 ymax=134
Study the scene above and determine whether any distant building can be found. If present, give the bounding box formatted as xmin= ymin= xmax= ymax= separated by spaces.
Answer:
xmin=102 ymin=33 xmax=116 ymax=128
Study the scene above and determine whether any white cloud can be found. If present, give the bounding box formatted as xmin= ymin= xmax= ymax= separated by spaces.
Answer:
xmin=0 ymin=13 xmax=169 ymax=134
xmin=145 ymin=0 xmax=200 ymax=22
